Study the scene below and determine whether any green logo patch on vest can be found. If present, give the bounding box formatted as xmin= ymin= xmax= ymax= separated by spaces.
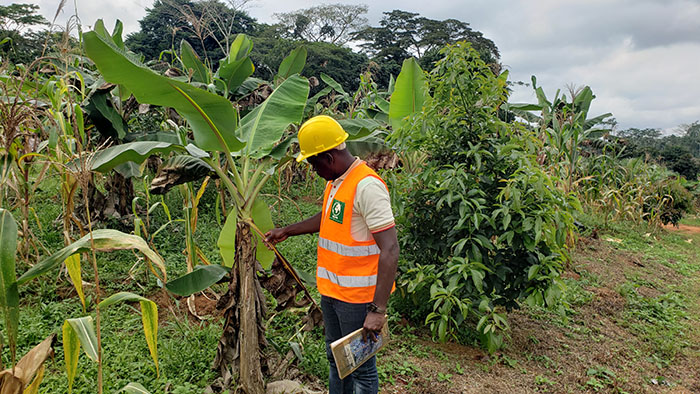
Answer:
xmin=329 ymin=199 xmax=345 ymax=224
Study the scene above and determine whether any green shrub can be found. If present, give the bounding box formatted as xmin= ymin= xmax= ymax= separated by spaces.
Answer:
xmin=654 ymin=178 xmax=694 ymax=225
xmin=390 ymin=42 xmax=577 ymax=352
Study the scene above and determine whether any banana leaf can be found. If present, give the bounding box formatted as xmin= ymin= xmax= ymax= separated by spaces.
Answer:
xmin=84 ymin=21 xmax=242 ymax=152
xmin=389 ymin=57 xmax=427 ymax=131
xmin=237 ymin=74 xmax=309 ymax=158
xmin=276 ymin=46 xmax=307 ymax=82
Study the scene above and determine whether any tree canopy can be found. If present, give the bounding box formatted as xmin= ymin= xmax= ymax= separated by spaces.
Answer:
xmin=249 ymin=25 xmax=369 ymax=94
xmin=617 ymin=122 xmax=700 ymax=180
xmin=125 ymin=0 xmax=257 ymax=64
xmin=273 ymin=3 xmax=369 ymax=46
xmin=0 ymin=3 xmax=51 ymax=65
xmin=351 ymin=10 xmax=500 ymax=85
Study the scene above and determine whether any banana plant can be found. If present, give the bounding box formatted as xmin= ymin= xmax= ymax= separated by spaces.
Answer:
xmin=83 ymin=21 xmax=310 ymax=394
xmin=508 ymin=76 xmax=613 ymax=191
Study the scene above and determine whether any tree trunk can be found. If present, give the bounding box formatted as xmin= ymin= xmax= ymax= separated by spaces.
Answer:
xmin=84 ymin=172 xmax=134 ymax=222
xmin=214 ymin=223 xmax=266 ymax=393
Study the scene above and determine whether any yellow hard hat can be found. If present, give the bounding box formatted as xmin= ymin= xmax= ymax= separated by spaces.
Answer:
xmin=296 ymin=115 xmax=348 ymax=162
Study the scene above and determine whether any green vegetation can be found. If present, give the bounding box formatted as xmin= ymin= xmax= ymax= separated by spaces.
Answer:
xmin=0 ymin=1 xmax=699 ymax=393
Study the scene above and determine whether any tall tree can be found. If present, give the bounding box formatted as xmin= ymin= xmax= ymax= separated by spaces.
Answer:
xmin=0 ymin=3 xmax=47 ymax=32
xmin=352 ymin=10 xmax=501 ymax=84
xmin=125 ymin=0 xmax=257 ymax=63
xmin=273 ymin=3 xmax=369 ymax=46
xmin=249 ymin=25 xmax=369 ymax=94
xmin=0 ymin=3 xmax=49 ymax=64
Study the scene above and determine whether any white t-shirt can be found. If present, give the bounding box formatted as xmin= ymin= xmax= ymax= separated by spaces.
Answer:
xmin=324 ymin=159 xmax=395 ymax=242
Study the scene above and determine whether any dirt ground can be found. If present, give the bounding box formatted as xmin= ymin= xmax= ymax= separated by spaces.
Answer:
xmin=377 ymin=226 xmax=700 ymax=394
xmin=150 ymin=223 xmax=700 ymax=393
xmin=664 ymin=223 xmax=700 ymax=234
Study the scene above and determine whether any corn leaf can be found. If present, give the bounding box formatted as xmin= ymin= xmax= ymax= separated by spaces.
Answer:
xmin=66 ymin=317 xmax=98 ymax=362
xmin=251 ymin=199 xmax=274 ymax=270
xmin=0 ymin=208 xmax=19 ymax=366
xmin=18 ymin=229 xmax=166 ymax=285
xmin=65 ymin=254 xmax=86 ymax=312
xmin=119 ymin=382 xmax=152 ymax=394
xmin=140 ymin=300 xmax=159 ymax=376
xmin=0 ymin=334 xmax=55 ymax=393
xmin=22 ymin=364 xmax=44 ymax=394
xmin=62 ymin=321 xmax=80 ymax=393
xmin=218 ymin=209 xmax=237 ymax=268
xmin=98 ymin=292 xmax=159 ymax=375
xmin=83 ymin=23 xmax=242 ymax=152
xmin=165 ymin=265 xmax=229 ymax=297
xmin=389 ymin=58 xmax=427 ymax=131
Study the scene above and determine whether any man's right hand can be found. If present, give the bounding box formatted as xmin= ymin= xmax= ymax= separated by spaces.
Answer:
xmin=265 ymin=227 xmax=289 ymax=245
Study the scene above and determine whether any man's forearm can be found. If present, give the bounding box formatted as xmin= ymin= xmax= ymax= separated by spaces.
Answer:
xmin=371 ymin=227 xmax=399 ymax=310
xmin=372 ymin=248 xmax=398 ymax=309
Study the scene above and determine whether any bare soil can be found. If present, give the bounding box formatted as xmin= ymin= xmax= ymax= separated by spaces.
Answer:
xmin=150 ymin=224 xmax=700 ymax=393
xmin=379 ymin=227 xmax=700 ymax=394
xmin=664 ymin=224 xmax=700 ymax=234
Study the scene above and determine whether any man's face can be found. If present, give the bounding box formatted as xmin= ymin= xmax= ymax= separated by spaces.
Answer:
xmin=307 ymin=152 xmax=334 ymax=181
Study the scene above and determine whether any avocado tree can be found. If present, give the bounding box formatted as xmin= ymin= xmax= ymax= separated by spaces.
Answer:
xmin=83 ymin=21 xmax=310 ymax=393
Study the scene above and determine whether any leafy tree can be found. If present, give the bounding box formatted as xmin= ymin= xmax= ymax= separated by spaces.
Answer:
xmin=352 ymin=10 xmax=500 ymax=85
xmin=249 ymin=26 xmax=368 ymax=93
xmin=391 ymin=43 xmax=576 ymax=351
xmin=273 ymin=3 xmax=369 ymax=45
xmin=616 ymin=122 xmax=700 ymax=180
xmin=0 ymin=3 xmax=49 ymax=65
xmin=125 ymin=0 xmax=257 ymax=64
xmin=681 ymin=121 xmax=700 ymax=157
xmin=661 ymin=145 xmax=700 ymax=180
xmin=0 ymin=3 xmax=47 ymax=32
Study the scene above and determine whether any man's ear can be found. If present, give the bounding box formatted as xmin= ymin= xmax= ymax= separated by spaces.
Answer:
xmin=323 ymin=151 xmax=335 ymax=165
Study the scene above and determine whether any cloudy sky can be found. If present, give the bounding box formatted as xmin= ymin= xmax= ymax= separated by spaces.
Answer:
xmin=14 ymin=0 xmax=700 ymax=131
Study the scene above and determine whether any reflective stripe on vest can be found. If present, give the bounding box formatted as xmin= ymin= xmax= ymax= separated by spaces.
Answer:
xmin=318 ymin=237 xmax=380 ymax=257
xmin=317 ymin=266 xmax=377 ymax=288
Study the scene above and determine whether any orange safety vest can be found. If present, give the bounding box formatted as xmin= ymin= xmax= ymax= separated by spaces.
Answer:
xmin=317 ymin=162 xmax=389 ymax=303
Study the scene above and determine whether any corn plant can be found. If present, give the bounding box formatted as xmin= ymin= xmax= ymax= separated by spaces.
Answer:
xmin=0 ymin=62 xmax=53 ymax=261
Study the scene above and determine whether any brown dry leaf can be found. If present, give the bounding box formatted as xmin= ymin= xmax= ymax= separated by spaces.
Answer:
xmin=302 ymin=304 xmax=323 ymax=331
xmin=0 ymin=334 xmax=55 ymax=394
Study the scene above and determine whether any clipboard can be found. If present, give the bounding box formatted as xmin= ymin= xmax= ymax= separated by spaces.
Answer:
xmin=329 ymin=321 xmax=389 ymax=379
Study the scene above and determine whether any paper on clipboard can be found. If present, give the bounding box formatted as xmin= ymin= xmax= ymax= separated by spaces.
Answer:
xmin=329 ymin=321 xmax=389 ymax=379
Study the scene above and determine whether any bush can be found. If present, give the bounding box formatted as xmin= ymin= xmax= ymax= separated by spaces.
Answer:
xmin=655 ymin=179 xmax=694 ymax=225
xmin=390 ymin=42 xmax=577 ymax=352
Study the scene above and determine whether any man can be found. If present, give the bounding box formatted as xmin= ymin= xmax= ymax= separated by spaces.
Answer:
xmin=265 ymin=115 xmax=399 ymax=394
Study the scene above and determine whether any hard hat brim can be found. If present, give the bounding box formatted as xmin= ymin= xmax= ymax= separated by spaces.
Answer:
xmin=296 ymin=132 xmax=349 ymax=162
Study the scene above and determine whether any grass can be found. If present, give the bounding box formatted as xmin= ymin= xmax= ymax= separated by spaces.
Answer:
xmin=4 ymin=168 xmax=700 ymax=393
xmin=679 ymin=215 xmax=700 ymax=227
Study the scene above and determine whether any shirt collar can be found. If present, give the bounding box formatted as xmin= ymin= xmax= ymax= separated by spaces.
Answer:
xmin=331 ymin=157 xmax=362 ymax=185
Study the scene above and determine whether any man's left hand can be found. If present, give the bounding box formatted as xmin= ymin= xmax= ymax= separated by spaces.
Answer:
xmin=362 ymin=312 xmax=386 ymax=343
